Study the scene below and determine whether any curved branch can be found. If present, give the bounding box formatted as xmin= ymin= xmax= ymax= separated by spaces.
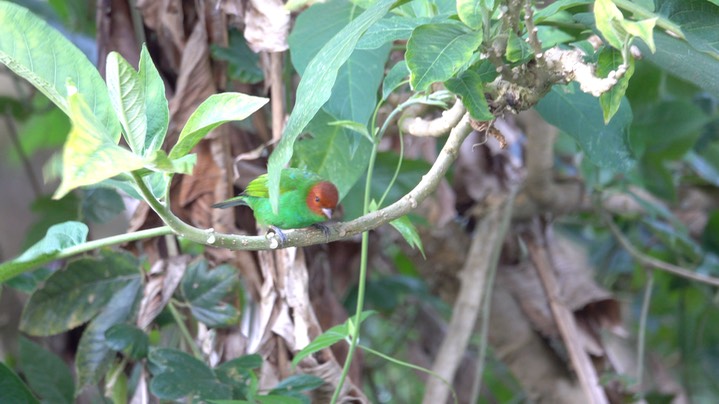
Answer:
xmin=133 ymin=113 xmax=474 ymax=251
xmin=400 ymin=100 xmax=466 ymax=137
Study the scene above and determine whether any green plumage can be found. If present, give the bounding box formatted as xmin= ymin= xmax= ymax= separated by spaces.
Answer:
xmin=213 ymin=168 xmax=334 ymax=229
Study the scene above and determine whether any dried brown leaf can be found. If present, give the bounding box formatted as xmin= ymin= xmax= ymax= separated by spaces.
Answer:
xmin=137 ymin=255 xmax=190 ymax=329
xmin=243 ymin=0 xmax=290 ymax=53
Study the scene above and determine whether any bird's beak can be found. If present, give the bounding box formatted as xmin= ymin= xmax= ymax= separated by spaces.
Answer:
xmin=322 ymin=208 xmax=333 ymax=220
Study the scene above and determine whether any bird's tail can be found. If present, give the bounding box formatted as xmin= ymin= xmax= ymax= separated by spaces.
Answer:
xmin=211 ymin=196 xmax=249 ymax=209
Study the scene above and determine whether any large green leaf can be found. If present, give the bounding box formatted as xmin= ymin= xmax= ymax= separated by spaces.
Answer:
xmin=181 ymin=260 xmax=239 ymax=328
xmin=356 ymin=15 xmax=431 ymax=49
xmin=0 ymin=2 xmax=120 ymax=140
xmin=444 ymin=69 xmax=493 ymax=121
xmin=267 ymin=0 xmax=396 ymax=213
xmin=76 ymin=277 xmax=142 ymax=390
xmin=139 ymin=46 xmax=170 ymax=153
xmin=168 ymin=92 xmax=268 ymax=159
xmin=149 ymin=348 xmax=231 ymax=400
xmin=293 ymin=110 xmax=374 ymax=199
xmin=639 ymin=33 xmax=719 ymax=98
xmin=406 ymin=22 xmax=482 ymax=92
xmin=54 ymin=86 xmax=145 ymax=199
xmin=289 ymin=0 xmax=391 ymax=135
xmin=0 ymin=362 xmax=39 ymax=404
xmin=456 ymin=0 xmax=483 ymax=30
xmin=0 ymin=221 xmax=87 ymax=284
xmin=535 ymin=83 xmax=635 ymax=172
xmin=657 ymin=0 xmax=719 ymax=55
xmin=19 ymin=337 xmax=74 ymax=404
xmin=20 ymin=251 xmax=141 ymax=336
xmin=105 ymin=323 xmax=150 ymax=360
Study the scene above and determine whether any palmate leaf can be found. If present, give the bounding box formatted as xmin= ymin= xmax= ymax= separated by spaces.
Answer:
xmin=267 ymin=0 xmax=396 ymax=213
xmin=149 ymin=348 xmax=231 ymax=401
xmin=181 ymin=260 xmax=239 ymax=328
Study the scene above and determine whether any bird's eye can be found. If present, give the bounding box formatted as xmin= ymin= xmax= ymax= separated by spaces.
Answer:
xmin=315 ymin=196 xmax=320 ymax=203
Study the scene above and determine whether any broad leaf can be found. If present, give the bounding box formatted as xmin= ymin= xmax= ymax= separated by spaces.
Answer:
xmin=292 ymin=311 xmax=376 ymax=366
xmin=105 ymin=323 xmax=150 ymax=360
xmin=0 ymin=2 xmax=120 ymax=140
xmin=0 ymin=221 xmax=88 ymax=284
xmin=20 ymin=251 xmax=141 ymax=336
xmin=149 ymin=348 xmax=231 ymax=400
xmin=76 ymin=278 xmax=142 ymax=390
xmin=140 ymin=45 xmax=170 ymax=154
xmin=81 ymin=188 xmax=125 ymax=224
xmin=0 ymin=362 xmax=39 ymax=404
xmin=214 ymin=355 xmax=263 ymax=399
xmin=19 ymin=337 xmax=74 ymax=404
xmin=444 ymin=69 xmax=493 ymax=121
xmin=382 ymin=60 xmax=410 ymax=101
xmin=268 ymin=0 xmax=396 ymax=213
xmin=356 ymin=16 xmax=431 ymax=49
xmin=168 ymin=92 xmax=268 ymax=159
xmin=457 ymin=0 xmax=483 ymax=30
xmin=212 ymin=30 xmax=264 ymax=84
xmin=293 ymin=110 xmax=373 ymax=199
xmin=657 ymin=0 xmax=719 ymax=55
xmin=106 ymin=51 xmax=147 ymax=154
xmin=535 ymin=83 xmax=635 ymax=172
xmin=406 ymin=23 xmax=482 ymax=92
xmin=534 ymin=0 xmax=592 ymax=23
xmin=597 ymin=48 xmax=634 ymax=123
xmin=639 ymin=33 xmax=719 ymax=98
xmin=595 ymin=0 xmax=656 ymax=52
xmin=181 ymin=260 xmax=239 ymax=328
xmin=630 ymin=100 xmax=709 ymax=160
xmin=54 ymin=86 xmax=146 ymax=199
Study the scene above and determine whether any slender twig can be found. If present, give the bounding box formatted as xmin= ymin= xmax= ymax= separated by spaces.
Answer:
xmin=168 ymin=300 xmax=203 ymax=360
xmin=3 ymin=109 xmax=42 ymax=197
xmin=637 ymin=269 xmax=654 ymax=398
xmin=0 ymin=226 xmax=174 ymax=284
xmin=525 ymin=225 xmax=609 ymax=404
xmin=612 ymin=0 xmax=684 ymax=39
xmin=603 ymin=213 xmax=719 ymax=287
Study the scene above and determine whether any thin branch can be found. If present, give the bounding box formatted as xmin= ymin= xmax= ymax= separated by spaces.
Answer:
xmin=3 ymin=109 xmax=42 ymax=197
xmin=637 ymin=269 xmax=654 ymax=397
xmin=130 ymin=114 xmax=474 ymax=251
xmin=525 ymin=225 xmax=609 ymax=404
xmin=603 ymin=213 xmax=719 ymax=287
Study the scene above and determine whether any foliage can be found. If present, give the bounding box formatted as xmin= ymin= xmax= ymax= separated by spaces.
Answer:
xmin=0 ymin=0 xmax=718 ymax=402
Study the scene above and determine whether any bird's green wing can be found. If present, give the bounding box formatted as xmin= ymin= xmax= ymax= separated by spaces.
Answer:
xmin=244 ymin=173 xmax=270 ymax=198
xmin=243 ymin=168 xmax=323 ymax=198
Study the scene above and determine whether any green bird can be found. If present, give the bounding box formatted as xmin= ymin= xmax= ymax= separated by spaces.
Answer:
xmin=212 ymin=168 xmax=339 ymax=239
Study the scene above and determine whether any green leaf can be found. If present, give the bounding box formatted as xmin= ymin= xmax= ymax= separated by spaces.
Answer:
xmin=0 ymin=362 xmax=39 ymax=404
xmin=389 ymin=215 xmax=426 ymax=258
xmin=214 ymin=355 xmax=263 ymax=399
xmin=597 ymin=48 xmax=635 ymax=123
xmin=639 ymin=31 xmax=719 ymax=97
xmin=629 ymin=100 xmax=709 ymax=160
xmin=212 ymin=30 xmax=264 ymax=84
xmin=19 ymin=337 xmax=74 ymax=404
xmin=0 ymin=2 xmax=120 ymax=140
xmin=406 ymin=23 xmax=482 ymax=92
xmin=20 ymin=251 xmax=141 ymax=336
xmin=637 ymin=157 xmax=675 ymax=201
xmin=149 ymin=348 xmax=231 ymax=400
xmin=181 ymin=260 xmax=239 ymax=328
xmin=657 ymin=0 xmax=719 ymax=55
xmin=534 ymin=0 xmax=592 ymax=23
xmin=444 ymin=69 xmax=493 ymax=121
xmin=357 ymin=15 xmax=431 ymax=49
xmin=168 ymin=92 xmax=268 ymax=159
xmin=594 ymin=0 xmax=656 ymax=52
xmin=328 ymin=120 xmax=373 ymax=143
xmin=54 ymin=86 xmax=146 ymax=199
xmin=268 ymin=0 xmax=396 ymax=213
xmin=289 ymin=0 xmax=391 ymax=134
xmin=144 ymin=150 xmax=197 ymax=174
xmin=81 ymin=188 xmax=125 ymax=224
xmin=457 ymin=0 xmax=483 ymax=30
xmin=106 ymin=51 xmax=147 ymax=155
xmin=535 ymin=82 xmax=635 ymax=172
xmin=105 ymin=323 xmax=150 ymax=360
xmin=382 ymin=60 xmax=409 ymax=101
xmin=293 ymin=110 xmax=373 ymax=200
xmin=506 ymin=31 xmax=533 ymax=63
xmin=140 ymin=45 xmax=169 ymax=154
xmin=6 ymin=104 xmax=69 ymax=166
xmin=292 ymin=311 xmax=376 ymax=366
xmin=0 ymin=221 xmax=87 ymax=285
xmin=76 ymin=277 xmax=142 ymax=390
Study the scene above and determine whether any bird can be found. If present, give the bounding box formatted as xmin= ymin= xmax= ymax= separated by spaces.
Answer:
xmin=212 ymin=168 xmax=339 ymax=244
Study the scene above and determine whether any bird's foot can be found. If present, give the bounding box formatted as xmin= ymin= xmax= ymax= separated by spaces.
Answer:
xmin=311 ymin=223 xmax=331 ymax=242
xmin=267 ymin=226 xmax=288 ymax=248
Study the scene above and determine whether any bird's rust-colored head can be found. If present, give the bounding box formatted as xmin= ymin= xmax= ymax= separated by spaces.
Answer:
xmin=306 ymin=181 xmax=339 ymax=220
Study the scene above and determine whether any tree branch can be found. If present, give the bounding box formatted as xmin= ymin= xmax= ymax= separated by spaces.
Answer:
xmin=131 ymin=113 xmax=474 ymax=251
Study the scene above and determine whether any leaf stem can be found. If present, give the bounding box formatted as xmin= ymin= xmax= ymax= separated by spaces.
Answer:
xmin=612 ymin=0 xmax=684 ymax=39
xmin=168 ymin=300 xmax=203 ymax=360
